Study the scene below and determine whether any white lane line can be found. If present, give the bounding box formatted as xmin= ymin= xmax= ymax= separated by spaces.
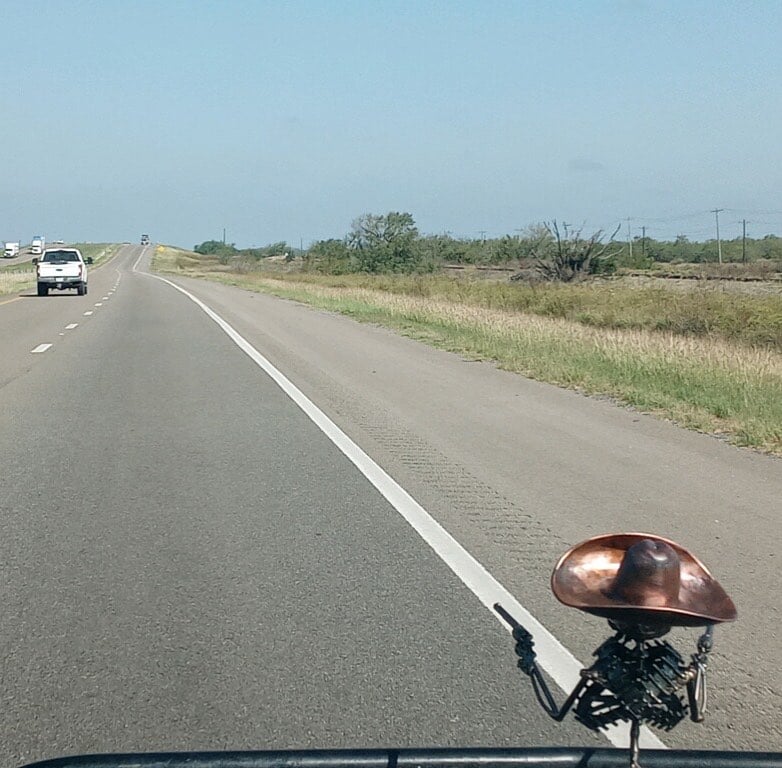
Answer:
xmin=94 ymin=302 xmax=103 ymax=307
xmin=102 ymin=296 xmax=109 ymax=300
xmin=83 ymin=311 xmax=93 ymax=316
xmin=31 ymin=343 xmax=52 ymax=354
xmin=138 ymin=267 xmax=666 ymax=752
xmin=65 ymin=323 xmax=78 ymax=330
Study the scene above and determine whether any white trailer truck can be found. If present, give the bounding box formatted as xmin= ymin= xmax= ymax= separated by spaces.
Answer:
xmin=3 ymin=242 xmax=20 ymax=258
xmin=30 ymin=235 xmax=45 ymax=256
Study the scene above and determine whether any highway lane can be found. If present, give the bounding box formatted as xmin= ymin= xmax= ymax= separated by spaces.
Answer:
xmin=1 ymin=245 xmax=33 ymax=267
xmin=151 ymin=257 xmax=782 ymax=752
xmin=0 ymin=245 xmax=130 ymax=389
xmin=1 ymin=245 xmax=779 ymax=761
xmin=0 ymin=246 xmax=604 ymax=766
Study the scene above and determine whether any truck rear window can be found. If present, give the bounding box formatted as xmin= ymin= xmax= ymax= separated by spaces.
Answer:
xmin=42 ymin=250 xmax=80 ymax=262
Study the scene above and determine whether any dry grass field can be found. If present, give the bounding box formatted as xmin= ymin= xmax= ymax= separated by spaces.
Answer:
xmin=153 ymin=246 xmax=782 ymax=454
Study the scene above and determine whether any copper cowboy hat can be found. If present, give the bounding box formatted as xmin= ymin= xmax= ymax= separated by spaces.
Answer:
xmin=551 ymin=533 xmax=737 ymax=627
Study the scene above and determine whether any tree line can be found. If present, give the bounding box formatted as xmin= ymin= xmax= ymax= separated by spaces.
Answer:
xmin=194 ymin=213 xmax=782 ymax=279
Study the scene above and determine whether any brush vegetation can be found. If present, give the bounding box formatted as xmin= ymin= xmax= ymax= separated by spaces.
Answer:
xmin=154 ymin=245 xmax=782 ymax=455
xmin=0 ymin=270 xmax=34 ymax=295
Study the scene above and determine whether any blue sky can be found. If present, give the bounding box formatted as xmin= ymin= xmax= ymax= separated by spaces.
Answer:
xmin=1 ymin=0 xmax=780 ymax=247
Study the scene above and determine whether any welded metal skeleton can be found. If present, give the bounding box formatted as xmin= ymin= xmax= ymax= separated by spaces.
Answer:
xmin=495 ymin=534 xmax=737 ymax=768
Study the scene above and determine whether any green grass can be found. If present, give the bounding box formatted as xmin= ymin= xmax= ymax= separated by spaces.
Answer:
xmin=0 ymin=260 xmax=34 ymax=274
xmin=70 ymin=243 xmax=122 ymax=266
xmin=152 ymin=248 xmax=782 ymax=454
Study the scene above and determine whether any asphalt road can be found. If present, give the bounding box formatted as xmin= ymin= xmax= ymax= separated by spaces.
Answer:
xmin=0 ymin=246 xmax=780 ymax=765
xmin=1 ymin=245 xmax=34 ymax=267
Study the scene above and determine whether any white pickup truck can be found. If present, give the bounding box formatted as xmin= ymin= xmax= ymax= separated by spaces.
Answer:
xmin=35 ymin=248 xmax=92 ymax=296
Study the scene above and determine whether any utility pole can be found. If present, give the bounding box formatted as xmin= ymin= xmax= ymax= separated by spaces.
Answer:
xmin=741 ymin=219 xmax=747 ymax=263
xmin=625 ymin=217 xmax=633 ymax=259
xmin=478 ymin=230 xmax=487 ymax=243
xmin=222 ymin=227 xmax=226 ymax=245
xmin=641 ymin=226 xmax=646 ymax=259
xmin=711 ymin=208 xmax=724 ymax=264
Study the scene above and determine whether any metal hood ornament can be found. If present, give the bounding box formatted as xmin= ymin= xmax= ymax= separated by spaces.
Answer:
xmin=495 ymin=533 xmax=737 ymax=768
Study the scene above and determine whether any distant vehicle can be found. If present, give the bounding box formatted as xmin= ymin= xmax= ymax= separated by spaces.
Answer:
xmin=53 ymin=239 xmax=65 ymax=244
xmin=30 ymin=235 xmax=45 ymax=255
xmin=35 ymin=247 xmax=91 ymax=296
xmin=140 ymin=234 xmax=150 ymax=245
xmin=3 ymin=241 xmax=20 ymax=258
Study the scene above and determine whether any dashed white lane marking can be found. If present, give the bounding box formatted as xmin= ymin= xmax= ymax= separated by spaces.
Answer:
xmin=137 ymin=266 xmax=666 ymax=752
xmin=31 ymin=343 xmax=52 ymax=354
xmin=94 ymin=302 xmax=103 ymax=307
xmin=83 ymin=311 xmax=93 ymax=316
xmin=102 ymin=296 xmax=109 ymax=300
xmin=65 ymin=323 xmax=78 ymax=330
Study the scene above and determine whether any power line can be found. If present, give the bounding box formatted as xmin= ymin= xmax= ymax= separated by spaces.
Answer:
xmin=724 ymin=208 xmax=782 ymax=216
xmin=636 ymin=211 xmax=712 ymax=223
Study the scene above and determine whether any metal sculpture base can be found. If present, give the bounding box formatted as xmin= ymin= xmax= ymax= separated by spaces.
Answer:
xmin=494 ymin=604 xmax=714 ymax=768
